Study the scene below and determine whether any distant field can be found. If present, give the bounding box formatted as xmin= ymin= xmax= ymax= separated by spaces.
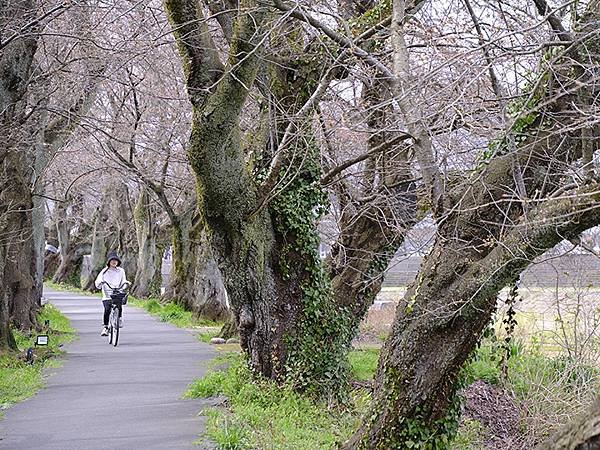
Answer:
xmin=364 ymin=286 xmax=600 ymax=361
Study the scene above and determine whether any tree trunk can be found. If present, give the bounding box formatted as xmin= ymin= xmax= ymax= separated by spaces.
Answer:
xmin=3 ymin=150 xmax=39 ymax=331
xmin=164 ymin=210 xmax=229 ymax=320
xmin=132 ymin=188 xmax=158 ymax=298
xmin=50 ymin=196 xmax=90 ymax=286
xmin=53 ymin=243 xmax=91 ymax=287
xmin=80 ymin=190 xmax=111 ymax=290
xmin=0 ymin=245 xmax=18 ymax=352
xmin=190 ymin=229 xmax=229 ymax=321
xmin=344 ymin=6 xmax=600 ymax=445
xmin=344 ymin=183 xmax=600 ymax=448
xmin=537 ymin=397 xmax=600 ymax=449
xmin=164 ymin=0 xmax=418 ymax=397
xmin=163 ymin=208 xmax=194 ymax=301
xmin=52 ymin=198 xmax=71 ymax=283
xmin=218 ymin=314 xmax=237 ymax=339
xmin=0 ymin=0 xmax=41 ymax=342
xmin=44 ymin=252 xmax=61 ymax=280
xmin=114 ymin=184 xmax=138 ymax=280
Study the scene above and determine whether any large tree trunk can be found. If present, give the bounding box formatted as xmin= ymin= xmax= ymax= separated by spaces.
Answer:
xmin=0 ymin=0 xmax=41 ymax=346
xmin=164 ymin=0 xmax=419 ymax=396
xmin=2 ymin=147 xmax=39 ymax=331
xmin=344 ymin=4 xmax=600 ymax=446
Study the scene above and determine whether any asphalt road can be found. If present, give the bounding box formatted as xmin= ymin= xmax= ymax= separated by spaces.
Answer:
xmin=0 ymin=288 xmax=215 ymax=450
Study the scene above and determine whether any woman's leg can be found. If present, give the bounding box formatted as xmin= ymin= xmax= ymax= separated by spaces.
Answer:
xmin=103 ymin=300 xmax=111 ymax=326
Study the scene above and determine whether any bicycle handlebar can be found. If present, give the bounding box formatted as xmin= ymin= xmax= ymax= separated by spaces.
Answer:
xmin=101 ymin=281 xmax=131 ymax=291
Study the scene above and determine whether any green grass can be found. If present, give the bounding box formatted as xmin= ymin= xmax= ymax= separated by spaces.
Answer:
xmin=0 ymin=304 xmax=75 ymax=410
xmin=348 ymin=348 xmax=379 ymax=381
xmin=186 ymin=354 xmax=365 ymax=450
xmin=129 ymin=297 xmax=222 ymax=329
xmin=450 ymin=419 xmax=486 ymax=450
xmin=201 ymin=410 xmax=250 ymax=449
xmin=187 ymin=341 xmax=599 ymax=449
xmin=197 ymin=328 xmax=222 ymax=344
xmin=45 ymin=281 xmax=94 ymax=296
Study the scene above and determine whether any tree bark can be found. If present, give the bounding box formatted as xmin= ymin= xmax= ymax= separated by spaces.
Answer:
xmin=344 ymin=4 xmax=600 ymax=446
xmin=0 ymin=0 xmax=41 ymax=345
xmin=538 ymin=397 xmax=600 ymax=450
xmin=80 ymin=189 xmax=111 ymax=290
xmin=132 ymin=188 xmax=158 ymax=298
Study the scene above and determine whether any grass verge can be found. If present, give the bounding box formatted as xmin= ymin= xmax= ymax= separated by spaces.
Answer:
xmin=0 ymin=304 xmax=75 ymax=412
xmin=187 ymin=339 xmax=600 ymax=449
xmin=186 ymin=353 xmax=367 ymax=449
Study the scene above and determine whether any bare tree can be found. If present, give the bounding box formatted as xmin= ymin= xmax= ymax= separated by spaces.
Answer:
xmin=344 ymin=0 xmax=600 ymax=446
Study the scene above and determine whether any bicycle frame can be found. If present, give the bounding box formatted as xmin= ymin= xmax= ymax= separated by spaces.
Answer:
xmin=101 ymin=281 xmax=129 ymax=347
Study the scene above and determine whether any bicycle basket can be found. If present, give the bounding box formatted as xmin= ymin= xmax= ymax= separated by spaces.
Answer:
xmin=110 ymin=291 xmax=127 ymax=305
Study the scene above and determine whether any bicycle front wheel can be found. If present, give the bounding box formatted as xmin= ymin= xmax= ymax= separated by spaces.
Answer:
xmin=109 ymin=307 xmax=118 ymax=345
xmin=111 ymin=308 xmax=120 ymax=347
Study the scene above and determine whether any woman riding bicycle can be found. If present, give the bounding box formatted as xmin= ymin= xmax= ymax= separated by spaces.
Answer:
xmin=95 ymin=251 xmax=130 ymax=336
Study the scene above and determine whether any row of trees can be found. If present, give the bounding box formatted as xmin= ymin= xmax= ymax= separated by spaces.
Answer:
xmin=1 ymin=0 xmax=598 ymax=446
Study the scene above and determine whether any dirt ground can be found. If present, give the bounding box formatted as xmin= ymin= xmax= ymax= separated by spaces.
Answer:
xmin=462 ymin=380 xmax=531 ymax=450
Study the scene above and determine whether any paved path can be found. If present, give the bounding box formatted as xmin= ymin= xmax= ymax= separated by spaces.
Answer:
xmin=0 ymin=288 xmax=215 ymax=450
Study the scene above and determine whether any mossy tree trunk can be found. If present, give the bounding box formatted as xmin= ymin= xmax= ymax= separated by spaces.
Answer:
xmin=344 ymin=5 xmax=600 ymax=446
xmin=164 ymin=0 xmax=419 ymax=396
xmin=0 ymin=0 xmax=41 ymax=345
xmin=165 ymin=0 xmax=328 ymax=387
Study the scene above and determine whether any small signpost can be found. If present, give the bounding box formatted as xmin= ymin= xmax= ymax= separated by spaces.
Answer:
xmin=35 ymin=335 xmax=49 ymax=346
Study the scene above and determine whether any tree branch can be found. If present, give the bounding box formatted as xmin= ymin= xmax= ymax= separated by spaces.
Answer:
xmin=532 ymin=0 xmax=574 ymax=42
xmin=320 ymin=133 xmax=413 ymax=186
xmin=163 ymin=0 xmax=225 ymax=106
xmin=105 ymin=141 xmax=179 ymax=227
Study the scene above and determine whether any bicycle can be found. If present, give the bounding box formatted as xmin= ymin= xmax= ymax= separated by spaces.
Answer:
xmin=102 ymin=282 xmax=129 ymax=347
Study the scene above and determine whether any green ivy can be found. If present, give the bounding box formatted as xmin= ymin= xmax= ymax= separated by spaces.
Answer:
xmin=348 ymin=0 xmax=392 ymax=36
xmin=269 ymin=139 xmax=355 ymax=400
